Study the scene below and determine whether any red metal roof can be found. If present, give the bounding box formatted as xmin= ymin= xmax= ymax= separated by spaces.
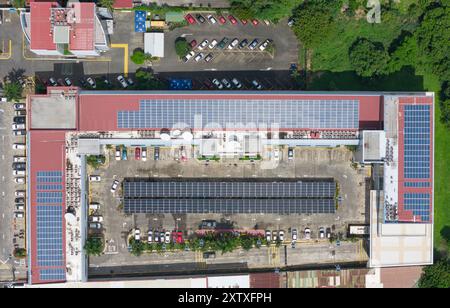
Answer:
xmin=113 ymin=0 xmax=133 ymax=9
xmin=30 ymin=2 xmax=58 ymax=51
xmin=69 ymin=3 xmax=95 ymax=51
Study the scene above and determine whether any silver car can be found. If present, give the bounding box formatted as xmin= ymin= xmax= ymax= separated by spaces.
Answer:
xmin=117 ymin=75 xmax=128 ymax=88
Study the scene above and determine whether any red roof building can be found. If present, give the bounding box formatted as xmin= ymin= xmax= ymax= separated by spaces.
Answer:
xmin=113 ymin=0 xmax=133 ymax=9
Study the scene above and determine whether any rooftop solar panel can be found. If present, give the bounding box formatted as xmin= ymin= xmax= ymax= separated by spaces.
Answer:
xmin=117 ymin=99 xmax=359 ymax=130
xmin=124 ymin=198 xmax=336 ymax=214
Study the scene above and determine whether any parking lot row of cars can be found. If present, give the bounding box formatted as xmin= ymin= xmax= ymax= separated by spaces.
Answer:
xmin=205 ymin=77 xmax=264 ymax=90
xmin=183 ymin=38 xmax=272 ymax=63
xmin=44 ymin=75 xmax=134 ymax=90
xmin=134 ymin=229 xmax=184 ymax=245
xmin=185 ymin=13 xmax=269 ymax=27
xmin=266 ymin=227 xmax=331 ymax=246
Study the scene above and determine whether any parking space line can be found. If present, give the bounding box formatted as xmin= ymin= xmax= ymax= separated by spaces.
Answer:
xmin=111 ymin=44 xmax=129 ymax=77
xmin=0 ymin=40 xmax=12 ymax=60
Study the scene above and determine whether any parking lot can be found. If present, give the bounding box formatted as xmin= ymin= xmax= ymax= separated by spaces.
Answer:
xmin=88 ymin=145 xmax=369 ymax=270
xmin=158 ymin=14 xmax=298 ymax=72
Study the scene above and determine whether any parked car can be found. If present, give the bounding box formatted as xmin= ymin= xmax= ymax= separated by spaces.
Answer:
xmin=208 ymin=39 xmax=218 ymax=49
xmin=12 ymin=163 xmax=26 ymax=171
xmin=13 ymin=170 xmax=25 ymax=176
xmin=292 ymin=229 xmax=298 ymax=242
xmin=48 ymin=77 xmax=57 ymax=86
xmin=212 ymin=78 xmax=223 ymax=89
xmin=115 ymin=146 xmax=121 ymax=160
xmin=15 ymin=191 xmax=25 ymax=197
xmin=13 ymin=143 xmax=26 ymax=150
xmin=0 ymin=97 xmax=6 ymax=103
xmin=248 ymin=39 xmax=259 ymax=50
xmin=217 ymin=37 xmax=229 ymax=49
xmin=89 ymin=175 xmax=101 ymax=182
xmin=207 ymin=14 xmax=217 ymax=24
xmin=272 ymin=231 xmax=278 ymax=242
xmin=86 ymin=77 xmax=96 ymax=88
xmin=231 ymin=78 xmax=242 ymax=89
xmin=288 ymin=147 xmax=294 ymax=160
xmin=194 ymin=53 xmax=205 ymax=62
xmin=265 ymin=230 xmax=271 ymax=242
xmin=263 ymin=20 xmax=270 ymax=26
xmin=121 ymin=146 xmax=127 ymax=160
xmin=273 ymin=148 xmax=280 ymax=160
xmin=14 ymin=177 xmax=25 ymax=184
xmin=127 ymin=78 xmax=134 ymax=86
xmin=160 ymin=231 xmax=165 ymax=243
xmin=135 ymin=147 xmax=141 ymax=160
xmin=228 ymin=15 xmax=238 ymax=25
xmin=13 ymin=156 xmax=26 ymax=163
xmin=203 ymin=79 xmax=214 ymax=89
xmin=185 ymin=14 xmax=196 ymax=24
xmin=89 ymin=203 xmax=100 ymax=211
xmin=195 ymin=14 xmax=206 ymax=23
xmin=110 ymin=179 xmax=119 ymax=193
xmin=240 ymin=18 xmax=248 ymax=25
xmin=12 ymin=124 xmax=25 ymax=130
xmin=117 ymin=75 xmax=128 ymax=88
xmin=165 ymin=231 xmax=171 ymax=244
xmin=183 ymin=50 xmax=195 ymax=62
xmin=197 ymin=39 xmax=209 ymax=51
xmin=13 ymin=103 xmax=25 ymax=110
xmin=259 ymin=39 xmax=271 ymax=51
xmin=15 ymin=205 xmax=24 ymax=211
xmin=252 ymin=79 xmax=263 ymax=90
xmin=189 ymin=39 xmax=197 ymax=48
xmin=134 ymin=229 xmax=141 ymax=241
xmin=142 ymin=147 xmax=147 ymax=161
xmin=218 ymin=15 xmax=226 ymax=24
xmin=91 ymin=216 xmax=104 ymax=223
xmin=154 ymin=232 xmax=160 ymax=243
xmin=13 ymin=116 xmax=26 ymax=124
xmin=89 ymin=222 xmax=102 ymax=229
xmin=154 ymin=147 xmax=160 ymax=160
xmin=203 ymin=251 xmax=216 ymax=259
xmin=319 ymin=227 xmax=325 ymax=239
xmin=238 ymin=39 xmax=248 ymax=49
xmin=64 ymin=77 xmax=72 ymax=86
xmin=15 ymin=197 xmax=25 ymax=204
xmin=279 ymin=230 xmax=285 ymax=242
xmin=326 ymin=228 xmax=332 ymax=239
xmin=204 ymin=53 xmax=214 ymax=62
xmin=227 ymin=38 xmax=239 ymax=50
xmin=251 ymin=19 xmax=259 ymax=26
xmin=147 ymin=230 xmax=153 ymax=243
xmin=15 ymin=110 xmax=26 ymax=117
xmin=221 ymin=78 xmax=232 ymax=89
xmin=13 ymin=130 xmax=26 ymax=136
xmin=304 ymin=228 xmax=311 ymax=240
xmin=14 ymin=212 xmax=24 ymax=218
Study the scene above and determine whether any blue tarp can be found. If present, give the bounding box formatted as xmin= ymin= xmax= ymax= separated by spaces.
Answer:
xmin=169 ymin=79 xmax=193 ymax=90
xmin=135 ymin=11 xmax=147 ymax=32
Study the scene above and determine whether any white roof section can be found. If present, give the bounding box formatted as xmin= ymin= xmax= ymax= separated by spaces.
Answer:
xmin=369 ymin=190 xmax=433 ymax=268
xmin=362 ymin=130 xmax=386 ymax=163
xmin=144 ymin=32 xmax=164 ymax=58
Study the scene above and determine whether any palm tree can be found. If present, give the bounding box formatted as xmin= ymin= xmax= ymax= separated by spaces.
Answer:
xmin=3 ymin=82 xmax=23 ymax=102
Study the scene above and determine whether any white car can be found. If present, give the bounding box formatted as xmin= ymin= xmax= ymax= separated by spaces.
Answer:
xmin=13 ymin=143 xmax=26 ymax=150
xmin=13 ymin=103 xmax=25 ymax=110
xmin=89 ymin=222 xmax=102 ymax=229
xmin=278 ymin=230 xmax=285 ymax=242
xmin=14 ymin=212 xmax=24 ymax=218
xmin=273 ymin=148 xmax=280 ymax=160
xmin=12 ymin=124 xmax=25 ymax=130
xmin=13 ymin=156 xmax=26 ymax=163
xmin=115 ymin=146 xmax=121 ymax=161
xmin=111 ymin=179 xmax=119 ymax=193
xmin=259 ymin=39 xmax=271 ymax=51
xmin=208 ymin=39 xmax=218 ymax=49
xmin=265 ymin=230 xmax=271 ymax=242
xmin=304 ymin=228 xmax=311 ymax=240
xmin=197 ymin=39 xmax=209 ymax=50
xmin=319 ymin=227 xmax=325 ymax=239
xmin=13 ymin=170 xmax=25 ymax=176
xmin=231 ymin=78 xmax=242 ymax=89
xmin=183 ymin=50 xmax=195 ymax=62
xmin=89 ymin=203 xmax=100 ymax=211
xmin=194 ymin=53 xmax=205 ymax=62
xmin=141 ymin=147 xmax=147 ymax=161
xmin=15 ymin=205 xmax=24 ymax=211
xmin=292 ymin=229 xmax=298 ymax=242
xmin=91 ymin=216 xmax=104 ymax=223
xmin=15 ymin=191 xmax=25 ymax=197
xmin=0 ymin=97 xmax=7 ymax=103
xmin=227 ymin=38 xmax=239 ymax=50
xmin=207 ymin=15 xmax=217 ymax=24
xmin=212 ymin=78 xmax=223 ymax=89
xmin=14 ymin=177 xmax=25 ymax=184
xmin=165 ymin=231 xmax=171 ymax=244
xmin=134 ymin=229 xmax=141 ymax=241
xmin=64 ymin=77 xmax=72 ymax=86
xmin=86 ymin=77 xmax=96 ymax=88
xmin=89 ymin=175 xmax=101 ymax=182
xmin=147 ymin=230 xmax=153 ymax=243
xmin=117 ymin=75 xmax=128 ymax=88
xmin=252 ymin=79 xmax=263 ymax=90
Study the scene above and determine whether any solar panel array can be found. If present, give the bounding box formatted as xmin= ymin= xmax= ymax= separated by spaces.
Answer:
xmin=403 ymin=105 xmax=431 ymax=179
xmin=123 ymin=180 xmax=336 ymax=214
xmin=404 ymin=193 xmax=431 ymax=223
xmin=123 ymin=181 xmax=335 ymax=199
xmin=39 ymin=268 xmax=66 ymax=281
xmin=117 ymin=99 xmax=359 ymax=129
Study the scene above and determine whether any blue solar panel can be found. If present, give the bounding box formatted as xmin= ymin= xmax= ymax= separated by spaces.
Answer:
xmin=404 ymin=182 xmax=430 ymax=188
xmin=135 ymin=11 xmax=147 ymax=32
xmin=404 ymin=193 xmax=431 ymax=222
xmin=36 ymin=206 xmax=64 ymax=267
xmin=118 ymin=99 xmax=360 ymax=130
xmin=39 ymin=268 xmax=65 ymax=281
xmin=403 ymin=105 xmax=430 ymax=179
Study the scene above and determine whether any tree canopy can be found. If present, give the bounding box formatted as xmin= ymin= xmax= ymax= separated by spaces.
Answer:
xmin=174 ymin=38 xmax=190 ymax=58
xmin=3 ymin=82 xmax=23 ymax=102
xmin=229 ymin=0 xmax=302 ymax=21
xmin=349 ymin=38 xmax=390 ymax=77
xmin=130 ymin=49 xmax=154 ymax=65
xmin=418 ymin=260 xmax=450 ymax=288
xmin=84 ymin=237 xmax=104 ymax=256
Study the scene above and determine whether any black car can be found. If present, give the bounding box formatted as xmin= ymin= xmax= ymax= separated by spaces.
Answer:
xmin=203 ymin=80 xmax=214 ymax=89
xmin=79 ymin=78 xmax=87 ymax=88
xmin=217 ymin=37 xmax=229 ymax=49
xmin=154 ymin=147 xmax=160 ymax=160
xmin=13 ymin=117 xmax=26 ymax=124
xmin=15 ymin=197 xmax=25 ymax=204
xmin=204 ymin=53 xmax=214 ymax=62
xmin=12 ymin=163 xmax=26 ymax=171
xmin=203 ymin=251 xmax=216 ymax=259
xmin=196 ymin=14 xmax=206 ymax=23
xmin=238 ymin=39 xmax=248 ymax=49
xmin=248 ymin=39 xmax=259 ymax=50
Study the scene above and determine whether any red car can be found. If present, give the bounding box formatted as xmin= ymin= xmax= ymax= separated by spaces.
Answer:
xmin=228 ymin=15 xmax=238 ymax=25
xmin=185 ymin=14 xmax=196 ymax=24
xmin=240 ymin=19 xmax=248 ymax=25
xmin=173 ymin=231 xmax=184 ymax=244
xmin=218 ymin=15 xmax=226 ymax=24
xmin=135 ymin=147 xmax=141 ymax=160
xmin=251 ymin=19 xmax=259 ymax=26
xmin=189 ymin=40 xmax=197 ymax=48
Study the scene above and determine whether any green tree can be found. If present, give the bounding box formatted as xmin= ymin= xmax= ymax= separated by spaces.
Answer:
xmin=84 ymin=237 xmax=104 ymax=256
xmin=129 ymin=238 xmax=144 ymax=256
xmin=3 ymin=82 xmax=23 ymax=102
xmin=98 ymin=0 xmax=115 ymax=11
xmin=13 ymin=248 xmax=26 ymax=258
xmin=175 ymin=38 xmax=190 ymax=58
xmin=86 ymin=155 xmax=106 ymax=169
xmin=130 ymin=49 xmax=155 ymax=65
xmin=349 ymin=38 xmax=390 ymax=77
xmin=415 ymin=3 xmax=450 ymax=82
xmin=229 ymin=0 xmax=303 ymax=22
xmin=418 ymin=260 xmax=450 ymax=288
xmin=291 ymin=0 xmax=338 ymax=48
